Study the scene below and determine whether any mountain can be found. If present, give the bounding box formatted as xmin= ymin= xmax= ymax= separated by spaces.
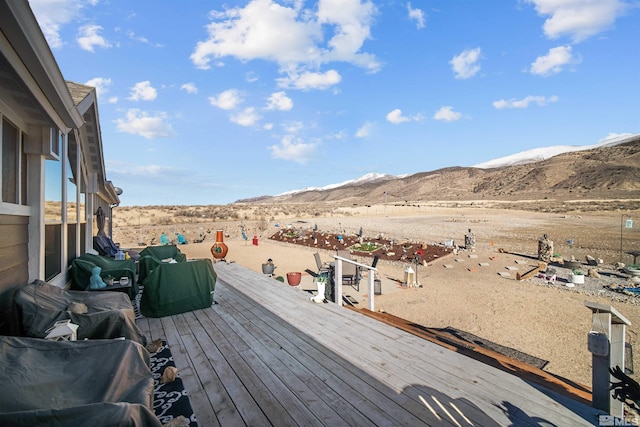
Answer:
xmin=240 ymin=134 xmax=640 ymax=204
xmin=277 ymin=172 xmax=401 ymax=196
xmin=472 ymin=133 xmax=638 ymax=169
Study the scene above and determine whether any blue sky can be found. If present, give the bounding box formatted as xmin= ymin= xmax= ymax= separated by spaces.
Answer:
xmin=30 ymin=0 xmax=640 ymax=206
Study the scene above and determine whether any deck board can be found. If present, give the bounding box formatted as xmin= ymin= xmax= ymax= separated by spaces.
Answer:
xmin=212 ymin=282 xmax=421 ymax=426
xmin=137 ymin=261 xmax=603 ymax=426
xmin=218 ymin=264 xmax=581 ymax=424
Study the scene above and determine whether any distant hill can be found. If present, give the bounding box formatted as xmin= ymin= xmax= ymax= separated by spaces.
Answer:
xmin=240 ymin=135 xmax=640 ymax=204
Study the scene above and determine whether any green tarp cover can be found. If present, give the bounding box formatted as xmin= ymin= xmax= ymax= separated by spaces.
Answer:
xmin=0 ymin=336 xmax=160 ymax=427
xmin=71 ymin=252 xmax=138 ymax=297
xmin=140 ymin=259 xmax=216 ymax=318
xmin=14 ymin=281 xmax=147 ymax=345
xmin=138 ymin=245 xmax=187 ymax=285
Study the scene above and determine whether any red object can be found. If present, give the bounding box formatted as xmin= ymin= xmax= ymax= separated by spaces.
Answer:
xmin=286 ymin=272 xmax=302 ymax=286
xmin=210 ymin=230 xmax=228 ymax=260
xmin=252 ymin=236 xmax=258 ymax=246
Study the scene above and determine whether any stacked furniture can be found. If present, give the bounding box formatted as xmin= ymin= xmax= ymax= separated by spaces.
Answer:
xmin=70 ymin=252 xmax=138 ymax=298
xmin=14 ymin=280 xmax=147 ymax=345
xmin=138 ymin=245 xmax=216 ymax=318
xmin=0 ymin=337 xmax=160 ymax=426
xmin=0 ymin=280 xmax=158 ymax=426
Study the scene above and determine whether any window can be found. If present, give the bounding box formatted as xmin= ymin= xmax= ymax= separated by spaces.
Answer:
xmin=66 ymin=141 xmax=77 ymax=222
xmin=2 ymin=118 xmax=18 ymax=203
xmin=66 ymin=140 xmax=78 ymax=263
xmin=20 ymin=133 xmax=27 ymax=205
xmin=44 ymin=224 xmax=61 ymax=281
xmin=45 ymin=158 xmax=62 ymax=221
xmin=44 ymin=133 xmax=63 ymax=279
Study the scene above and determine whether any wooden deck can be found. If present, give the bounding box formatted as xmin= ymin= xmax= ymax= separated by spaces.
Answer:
xmin=136 ymin=262 xmax=604 ymax=426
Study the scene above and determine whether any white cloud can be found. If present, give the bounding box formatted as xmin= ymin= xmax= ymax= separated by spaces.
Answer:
xmin=209 ymin=89 xmax=242 ymax=110
xmin=126 ymin=30 xmax=163 ymax=48
xmin=386 ymin=109 xmax=422 ymax=124
xmin=356 ymin=121 xmax=373 ymax=138
xmin=386 ymin=109 xmax=409 ymax=124
xmin=114 ymin=109 xmax=175 ymax=139
xmin=316 ymin=0 xmax=379 ymax=70
xmin=107 ymin=97 xmax=118 ymax=104
xmin=526 ymin=0 xmax=629 ymax=42
xmin=181 ymin=83 xmax=198 ymax=94
xmin=29 ymin=0 xmax=85 ymax=48
xmin=450 ymin=48 xmax=482 ymax=79
xmin=407 ymin=3 xmax=426 ymax=29
xmin=76 ymin=24 xmax=111 ymax=52
xmin=266 ymin=91 xmax=293 ymax=111
xmin=530 ymin=45 xmax=581 ymax=76
xmin=269 ymin=134 xmax=318 ymax=164
xmin=433 ymin=106 xmax=462 ymax=122
xmin=84 ymin=77 xmax=111 ymax=99
xmin=281 ymin=121 xmax=305 ymax=134
xmin=492 ymin=95 xmax=559 ymax=109
xmin=128 ymin=81 xmax=158 ymax=101
xmin=277 ymin=69 xmax=342 ymax=90
xmin=230 ymin=107 xmax=261 ymax=127
xmin=190 ymin=0 xmax=380 ymax=85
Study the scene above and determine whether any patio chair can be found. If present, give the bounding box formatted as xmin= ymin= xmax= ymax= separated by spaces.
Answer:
xmin=177 ymin=233 xmax=188 ymax=244
xmin=355 ymin=255 xmax=380 ymax=290
xmin=160 ymin=233 xmax=170 ymax=245
xmin=314 ymin=252 xmax=331 ymax=275
xmin=337 ymin=250 xmax=361 ymax=291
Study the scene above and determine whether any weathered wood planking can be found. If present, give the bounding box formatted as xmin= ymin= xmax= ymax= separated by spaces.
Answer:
xmin=137 ymin=262 xmax=603 ymax=426
xmin=217 ymin=264 xmax=583 ymax=426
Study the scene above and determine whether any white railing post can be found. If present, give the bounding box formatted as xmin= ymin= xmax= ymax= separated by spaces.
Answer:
xmin=332 ymin=255 xmax=377 ymax=309
xmin=334 ymin=258 xmax=343 ymax=306
xmin=368 ymin=272 xmax=375 ymax=311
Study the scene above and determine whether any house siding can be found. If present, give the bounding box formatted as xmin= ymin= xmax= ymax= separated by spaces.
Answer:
xmin=0 ymin=214 xmax=28 ymax=334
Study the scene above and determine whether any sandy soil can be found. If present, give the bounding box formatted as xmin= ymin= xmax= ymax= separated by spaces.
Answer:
xmin=114 ymin=204 xmax=640 ymax=387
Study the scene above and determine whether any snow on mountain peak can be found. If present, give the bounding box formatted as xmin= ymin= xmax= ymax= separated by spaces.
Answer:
xmin=472 ymin=133 xmax=638 ymax=169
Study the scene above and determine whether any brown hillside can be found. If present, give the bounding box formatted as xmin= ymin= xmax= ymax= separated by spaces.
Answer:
xmin=262 ymin=137 xmax=640 ymax=204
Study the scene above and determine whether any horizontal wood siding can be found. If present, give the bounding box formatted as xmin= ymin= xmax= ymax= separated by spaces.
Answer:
xmin=0 ymin=214 xmax=29 ymax=335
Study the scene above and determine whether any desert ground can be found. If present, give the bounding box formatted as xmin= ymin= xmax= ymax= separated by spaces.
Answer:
xmin=113 ymin=201 xmax=640 ymax=388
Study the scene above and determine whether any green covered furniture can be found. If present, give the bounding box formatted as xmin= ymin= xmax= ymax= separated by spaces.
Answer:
xmin=70 ymin=253 xmax=138 ymax=298
xmin=137 ymin=245 xmax=187 ymax=285
xmin=140 ymin=259 xmax=216 ymax=318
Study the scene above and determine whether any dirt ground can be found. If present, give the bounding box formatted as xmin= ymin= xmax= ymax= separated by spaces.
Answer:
xmin=114 ymin=203 xmax=640 ymax=387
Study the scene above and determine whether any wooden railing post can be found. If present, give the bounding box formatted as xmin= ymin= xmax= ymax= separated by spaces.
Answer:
xmin=584 ymin=301 xmax=631 ymax=418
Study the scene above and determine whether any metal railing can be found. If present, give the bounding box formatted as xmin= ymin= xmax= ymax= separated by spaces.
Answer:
xmin=332 ymin=255 xmax=378 ymax=311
